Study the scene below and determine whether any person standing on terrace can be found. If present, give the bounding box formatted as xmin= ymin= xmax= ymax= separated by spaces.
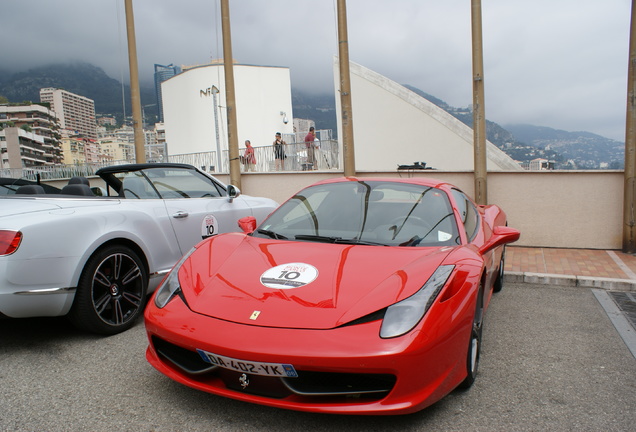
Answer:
xmin=273 ymin=132 xmax=286 ymax=171
xmin=242 ymin=140 xmax=256 ymax=171
xmin=304 ymin=127 xmax=317 ymax=169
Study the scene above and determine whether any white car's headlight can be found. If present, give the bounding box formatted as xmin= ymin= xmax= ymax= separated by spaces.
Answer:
xmin=154 ymin=247 xmax=197 ymax=309
xmin=380 ymin=265 xmax=454 ymax=339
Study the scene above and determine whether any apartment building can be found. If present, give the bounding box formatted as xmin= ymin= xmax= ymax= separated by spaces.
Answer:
xmin=0 ymin=104 xmax=63 ymax=169
xmin=59 ymin=137 xmax=103 ymax=165
xmin=40 ymin=87 xmax=97 ymax=139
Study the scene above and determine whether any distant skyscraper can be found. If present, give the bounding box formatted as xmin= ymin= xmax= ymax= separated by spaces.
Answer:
xmin=39 ymin=87 xmax=97 ymax=139
xmin=154 ymin=64 xmax=181 ymax=122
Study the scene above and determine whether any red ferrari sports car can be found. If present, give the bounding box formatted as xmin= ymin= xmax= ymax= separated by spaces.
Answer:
xmin=145 ymin=177 xmax=520 ymax=415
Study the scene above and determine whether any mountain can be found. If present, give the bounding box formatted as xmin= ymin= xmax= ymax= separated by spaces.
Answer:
xmin=0 ymin=62 xmax=157 ymax=123
xmin=291 ymin=91 xmax=337 ymax=134
xmin=403 ymin=84 xmax=623 ymax=169
xmin=504 ymin=124 xmax=624 ymax=169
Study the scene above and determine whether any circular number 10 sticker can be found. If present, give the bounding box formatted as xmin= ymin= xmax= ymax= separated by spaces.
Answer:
xmin=260 ymin=263 xmax=318 ymax=289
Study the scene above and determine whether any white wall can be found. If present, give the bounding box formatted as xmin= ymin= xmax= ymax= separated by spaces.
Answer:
xmin=162 ymin=64 xmax=294 ymax=157
xmin=334 ymin=60 xmax=522 ymax=172
xmin=231 ymin=170 xmax=623 ymax=250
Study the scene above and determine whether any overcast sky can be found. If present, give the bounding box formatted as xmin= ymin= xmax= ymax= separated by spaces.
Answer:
xmin=1 ymin=0 xmax=631 ymax=141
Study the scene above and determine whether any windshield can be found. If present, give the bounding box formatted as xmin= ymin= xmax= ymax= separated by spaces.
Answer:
xmin=114 ymin=167 xmax=225 ymax=199
xmin=255 ymin=180 xmax=460 ymax=247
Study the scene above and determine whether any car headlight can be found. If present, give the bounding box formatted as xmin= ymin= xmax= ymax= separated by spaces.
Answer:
xmin=380 ymin=265 xmax=454 ymax=338
xmin=154 ymin=247 xmax=197 ymax=309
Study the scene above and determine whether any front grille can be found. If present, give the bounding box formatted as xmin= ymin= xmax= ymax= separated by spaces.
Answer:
xmin=152 ymin=336 xmax=396 ymax=401
xmin=152 ymin=336 xmax=217 ymax=374
xmin=283 ymin=370 xmax=395 ymax=396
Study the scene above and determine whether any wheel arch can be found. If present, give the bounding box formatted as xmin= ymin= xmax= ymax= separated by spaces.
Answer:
xmin=71 ymin=236 xmax=151 ymax=288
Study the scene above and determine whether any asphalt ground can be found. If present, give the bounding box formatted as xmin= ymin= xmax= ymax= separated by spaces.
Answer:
xmin=1 ymin=282 xmax=635 ymax=432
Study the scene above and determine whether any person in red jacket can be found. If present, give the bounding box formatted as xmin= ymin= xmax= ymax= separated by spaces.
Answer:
xmin=304 ymin=127 xmax=316 ymax=169
xmin=242 ymin=140 xmax=256 ymax=171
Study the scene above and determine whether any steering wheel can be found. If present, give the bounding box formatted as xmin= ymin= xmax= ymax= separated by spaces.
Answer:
xmin=122 ymin=188 xmax=140 ymax=199
xmin=385 ymin=216 xmax=433 ymax=240
xmin=388 ymin=215 xmax=431 ymax=229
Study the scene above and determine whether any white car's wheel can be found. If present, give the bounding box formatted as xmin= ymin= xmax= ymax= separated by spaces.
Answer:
xmin=69 ymin=245 xmax=147 ymax=335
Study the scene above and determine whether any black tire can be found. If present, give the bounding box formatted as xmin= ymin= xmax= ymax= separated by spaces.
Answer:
xmin=493 ymin=246 xmax=506 ymax=293
xmin=458 ymin=287 xmax=484 ymax=390
xmin=68 ymin=245 xmax=147 ymax=335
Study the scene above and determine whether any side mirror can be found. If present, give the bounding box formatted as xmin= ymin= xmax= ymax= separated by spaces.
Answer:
xmin=226 ymin=184 xmax=241 ymax=203
xmin=238 ymin=216 xmax=257 ymax=234
xmin=90 ymin=186 xmax=107 ymax=196
xmin=479 ymin=226 xmax=520 ymax=255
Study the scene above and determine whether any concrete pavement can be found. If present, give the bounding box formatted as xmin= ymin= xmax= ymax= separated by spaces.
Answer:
xmin=1 ymin=281 xmax=635 ymax=431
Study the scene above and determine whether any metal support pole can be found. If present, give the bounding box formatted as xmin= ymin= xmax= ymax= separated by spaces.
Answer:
xmin=471 ymin=0 xmax=487 ymax=205
xmin=211 ymin=86 xmax=221 ymax=172
xmin=124 ymin=0 xmax=146 ymax=163
xmin=220 ymin=0 xmax=241 ymax=189
xmin=337 ymin=0 xmax=355 ymax=177
xmin=623 ymin=0 xmax=636 ymax=253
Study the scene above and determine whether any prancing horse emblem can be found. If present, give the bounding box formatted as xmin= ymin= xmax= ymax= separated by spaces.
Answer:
xmin=239 ymin=373 xmax=249 ymax=389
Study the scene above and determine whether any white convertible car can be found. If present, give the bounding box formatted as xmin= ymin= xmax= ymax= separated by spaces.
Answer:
xmin=0 ymin=163 xmax=278 ymax=334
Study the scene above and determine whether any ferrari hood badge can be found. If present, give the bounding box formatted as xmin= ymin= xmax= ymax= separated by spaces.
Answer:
xmin=250 ymin=311 xmax=261 ymax=320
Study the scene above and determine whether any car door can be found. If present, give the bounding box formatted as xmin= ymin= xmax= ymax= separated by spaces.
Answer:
xmin=146 ymin=167 xmax=253 ymax=254
xmin=117 ymin=172 xmax=186 ymax=267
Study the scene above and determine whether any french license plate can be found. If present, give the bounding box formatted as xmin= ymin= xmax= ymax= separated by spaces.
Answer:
xmin=197 ymin=349 xmax=298 ymax=378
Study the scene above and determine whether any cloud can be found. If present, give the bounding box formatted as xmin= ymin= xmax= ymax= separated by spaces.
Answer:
xmin=0 ymin=0 xmax=631 ymax=140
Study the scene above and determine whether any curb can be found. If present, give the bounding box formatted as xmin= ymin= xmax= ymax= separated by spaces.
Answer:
xmin=505 ymin=271 xmax=636 ymax=291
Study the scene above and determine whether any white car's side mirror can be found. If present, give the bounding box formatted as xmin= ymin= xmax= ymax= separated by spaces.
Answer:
xmin=226 ymin=184 xmax=241 ymax=202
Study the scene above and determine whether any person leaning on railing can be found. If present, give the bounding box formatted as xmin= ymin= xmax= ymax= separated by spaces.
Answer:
xmin=242 ymin=140 xmax=256 ymax=172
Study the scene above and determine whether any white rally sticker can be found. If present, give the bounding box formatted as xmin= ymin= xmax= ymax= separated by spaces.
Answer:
xmin=438 ymin=231 xmax=453 ymax=242
xmin=260 ymin=263 xmax=319 ymax=289
xmin=202 ymin=214 xmax=219 ymax=239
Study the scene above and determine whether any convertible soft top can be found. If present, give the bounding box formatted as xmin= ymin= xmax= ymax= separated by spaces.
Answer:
xmin=95 ymin=163 xmax=197 ymax=176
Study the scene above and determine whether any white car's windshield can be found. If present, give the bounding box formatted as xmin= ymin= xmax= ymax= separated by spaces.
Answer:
xmin=255 ymin=180 xmax=460 ymax=247
xmin=116 ymin=167 xmax=225 ymax=199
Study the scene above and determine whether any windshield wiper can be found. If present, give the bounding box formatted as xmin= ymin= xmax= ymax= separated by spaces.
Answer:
xmin=295 ymin=234 xmax=339 ymax=243
xmin=256 ymin=229 xmax=288 ymax=240
xmin=336 ymin=238 xmax=387 ymax=246
xmin=295 ymin=234 xmax=386 ymax=246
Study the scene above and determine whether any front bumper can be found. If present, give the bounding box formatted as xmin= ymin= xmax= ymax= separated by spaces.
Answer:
xmin=144 ymin=296 xmax=472 ymax=415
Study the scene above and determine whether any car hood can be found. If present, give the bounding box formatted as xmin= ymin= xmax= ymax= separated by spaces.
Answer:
xmin=179 ymin=233 xmax=455 ymax=329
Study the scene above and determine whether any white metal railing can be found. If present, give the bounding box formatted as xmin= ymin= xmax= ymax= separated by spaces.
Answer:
xmin=0 ymin=160 xmax=130 ymax=181
xmin=164 ymin=140 xmax=340 ymax=174
xmin=1 ymin=140 xmax=341 ymax=180
xmin=240 ymin=140 xmax=340 ymax=172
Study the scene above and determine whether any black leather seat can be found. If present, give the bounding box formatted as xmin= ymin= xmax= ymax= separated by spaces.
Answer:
xmin=15 ymin=184 xmax=45 ymax=194
xmin=68 ymin=176 xmax=90 ymax=186
xmin=61 ymin=184 xmax=94 ymax=196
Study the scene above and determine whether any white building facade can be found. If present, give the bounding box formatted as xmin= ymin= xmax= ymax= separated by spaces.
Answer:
xmin=161 ymin=63 xmax=294 ymax=170
xmin=334 ymin=60 xmax=522 ymax=172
